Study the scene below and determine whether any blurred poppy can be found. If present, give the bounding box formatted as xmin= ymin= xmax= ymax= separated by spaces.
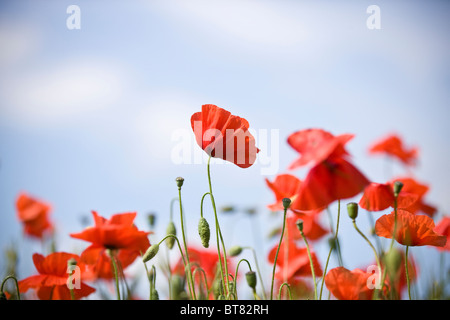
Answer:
xmin=70 ymin=211 xmax=151 ymax=279
xmin=434 ymin=216 xmax=450 ymax=252
xmin=191 ymin=104 xmax=259 ymax=168
xmin=286 ymin=211 xmax=328 ymax=241
xmin=267 ymin=237 xmax=322 ymax=281
xmin=18 ymin=252 xmax=95 ymax=300
xmin=265 ymin=174 xmax=302 ymax=211
xmin=375 ymin=209 xmax=447 ymax=247
xmin=324 ymin=266 xmax=375 ymax=300
xmin=359 ymin=182 xmax=418 ymax=212
xmin=287 ymin=128 xmax=353 ymax=170
xmin=16 ymin=192 xmax=53 ymax=239
xmin=291 ymin=156 xmax=370 ymax=211
xmin=369 ymin=134 xmax=418 ymax=166
xmin=388 ymin=177 xmax=437 ymax=217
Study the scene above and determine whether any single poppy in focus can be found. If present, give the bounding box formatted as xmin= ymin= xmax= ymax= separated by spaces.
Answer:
xmin=267 ymin=237 xmax=322 ymax=281
xmin=359 ymin=182 xmax=419 ymax=212
xmin=287 ymin=128 xmax=353 ymax=170
xmin=324 ymin=266 xmax=375 ymax=300
xmin=16 ymin=192 xmax=53 ymax=239
xmin=375 ymin=209 xmax=447 ymax=247
xmin=388 ymin=177 xmax=437 ymax=217
xmin=434 ymin=216 xmax=450 ymax=252
xmin=70 ymin=211 xmax=151 ymax=279
xmin=369 ymin=134 xmax=418 ymax=166
xmin=18 ymin=252 xmax=95 ymax=300
xmin=291 ymin=156 xmax=370 ymax=211
xmin=191 ymin=104 xmax=259 ymax=168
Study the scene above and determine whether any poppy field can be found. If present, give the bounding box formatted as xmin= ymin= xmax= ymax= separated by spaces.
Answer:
xmin=2 ymin=103 xmax=449 ymax=302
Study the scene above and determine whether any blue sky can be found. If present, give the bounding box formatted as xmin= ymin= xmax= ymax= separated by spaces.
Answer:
xmin=0 ymin=0 xmax=449 ymax=299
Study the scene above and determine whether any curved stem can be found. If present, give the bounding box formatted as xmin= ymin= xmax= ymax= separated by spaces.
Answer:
xmin=1 ymin=275 xmax=21 ymax=300
xmin=178 ymin=186 xmax=197 ymax=300
xmin=243 ymin=246 xmax=267 ymax=300
xmin=270 ymin=206 xmax=288 ymax=300
xmin=234 ymin=258 xmax=253 ymax=300
xmin=193 ymin=266 xmax=209 ymax=300
xmin=352 ymin=220 xmax=382 ymax=279
xmin=300 ymin=230 xmax=317 ymax=300
xmin=405 ymin=245 xmax=411 ymax=300
xmin=278 ymin=282 xmax=292 ymax=300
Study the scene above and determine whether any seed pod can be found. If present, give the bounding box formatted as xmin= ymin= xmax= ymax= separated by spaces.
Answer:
xmin=282 ymin=198 xmax=291 ymax=209
xmin=166 ymin=221 xmax=177 ymax=250
xmin=347 ymin=202 xmax=359 ymax=220
xmin=228 ymin=245 xmax=243 ymax=257
xmin=198 ymin=217 xmax=211 ymax=248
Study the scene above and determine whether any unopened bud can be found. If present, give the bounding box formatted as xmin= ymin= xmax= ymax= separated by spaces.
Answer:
xmin=142 ymin=243 xmax=160 ymax=263
xmin=328 ymin=237 xmax=337 ymax=250
xmin=175 ymin=177 xmax=185 ymax=189
xmin=393 ymin=181 xmax=404 ymax=197
xmin=150 ymin=289 xmax=159 ymax=300
xmin=245 ymin=271 xmax=257 ymax=289
xmin=147 ymin=213 xmax=156 ymax=228
xmin=166 ymin=221 xmax=177 ymax=250
xmin=296 ymin=219 xmax=304 ymax=233
xmin=198 ymin=217 xmax=211 ymax=248
xmin=282 ymin=198 xmax=291 ymax=209
xmin=347 ymin=202 xmax=358 ymax=220
xmin=228 ymin=245 xmax=243 ymax=257
xmin=67 ymin=258 xmax=77 ymax=267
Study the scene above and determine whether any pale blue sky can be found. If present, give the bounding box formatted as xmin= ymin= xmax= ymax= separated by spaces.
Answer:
xmin=0 ymin=0 xmax=449 ymax=299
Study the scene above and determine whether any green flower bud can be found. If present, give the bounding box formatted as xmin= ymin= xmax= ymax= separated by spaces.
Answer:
xmin=142 ymin=243 xmax=160 ymax=263
xmin=393 ymin=181 xmax=404 ymax=197
xmin=212 ymin=278 xmax=223 ymax=298
xmin=282 ymin=198 xmax=291 ymax=209
xmin=175 ymin=177 xmax=185 ymax=189
xmin=220 ymin=205 xmax=236 ymax=213
xmin=296 ymin=219 xmax=304 ymax=233
xmin=347 ymin=202 xmax=359 ymax=220
xmin=147 ymin=213 xmax=156 ymax=228
xmin=228 ymin=245 xmax=243 ymax=257
xmin=328 ymin=237 xmax=337 ymax=250
xmin=245 ymin=271 xmax=257 ymax=289
xmin=198 ymin=217 xmax=211 ymax=248
xmin=166 ymin=221 xmax=177 ymax=250
xmin=67 ymin=258 xmax=77 ymax=266
xmin=150 ymin=288 xmax=159 ymax=300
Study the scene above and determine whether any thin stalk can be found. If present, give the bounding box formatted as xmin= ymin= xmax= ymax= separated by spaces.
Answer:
xmin=270 ymin=206 xmax=288 ymax=300
xmin=278 ymin=282 xmax=292 ymax=300
xmin=108 ymin=250 xmax=121 ymax=300
xmin=300 ymin=229 xmax=317 ymax=300
xmin=405 ymin=245 xmax=412 ymax=300
xmin=1 ymin=275 xmax=21 ymax=300
xmin=243 ymin=246 xmax=267 ymax=300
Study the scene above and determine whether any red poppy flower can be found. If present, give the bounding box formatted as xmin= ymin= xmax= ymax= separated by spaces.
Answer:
xmin=434 ymin=216 xmax=450 ymax=252
xmin=265 ymin=174 xmax=302 ymax=211
xmin=70 ymin=211 xmax=151 ymax=279
xmin=375 ymin=209 xmax=447 ymax=247
xmin=16 ymin=192 xmax=53 ymax=239
xmin=18 ymin=252 xmax=95 ymax=300
xmin=290 ymin=156 xmax=370 ymax=211
xmin=287 ymin=128 xmax=353 ymax=170
xmin=267 ymin=237 xmax=322 ymax=281
xmin=359 ymin=182 xmax=418 ymax=212
xmin=388 ymin=177 xmax=437 ymax=216
xmin=324 ymin=266 xmax=375 ymax=300
xmin=191 ymin=104 xmax=259 ymax=168
xmin=369 ymin=134 xmax=418 ymax=166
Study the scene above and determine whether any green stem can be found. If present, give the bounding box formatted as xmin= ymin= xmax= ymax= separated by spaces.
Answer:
xmin=206 ymin=156 xmax=230 ymax=298
xmin=278 ymin=282 xmax=292 ymax=300
xmin=0 ymin=275 xmax=21 ymax=300
xmin=319 ymin=200 xmax=342 ymax=300
xmin=193 ymin=266 xmax=209 ymax=300
xmin=234 ymin=259 xmax=252 ymax=300
xmin=178 ymin=186 xmax=197 ymax=300
xmin=300 ymin=229 xmax=317 ymax=300
xmin=405 ymin=245 xmax=411 ymax=300
xmin=270 ymin=206 xmax=288 ymax=300
xmin=352 ymin=220 xmax=382 ymax=290
xmin=108 ymin=250 xmax=121 ymax=300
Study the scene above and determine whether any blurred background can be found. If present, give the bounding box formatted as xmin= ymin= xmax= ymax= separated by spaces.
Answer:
xmin=1 ymin=0 xmax=449 ymax=299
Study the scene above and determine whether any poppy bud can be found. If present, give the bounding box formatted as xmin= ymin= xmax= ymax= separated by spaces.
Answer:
xmin=228 ymin=245 xmax=243 ymax=257
xmin=175 ymin=177 xmax=184 ymax=189
xmin=0 ymin=292 xmax=7 ymax=300
xmin=142 ymin=243 xmax=160 ymax=263
xmin=393 ymin=181 xmax=404 ymax=197
xmin=328 ymin=237 xmax=337 ymax=250
xmin=150 ymin=288 xmax=160 ymax=300
xmin=67 ymin=258 xmax=77 ymax=267
xmin=212 ymin=278 xmax=223 ymax=298
xmin=296 ymin=219 xmax=304 ymax=233
xmin=147 ymin=213 xmax=156 ymax=228
xmin=220 ymin=205 xmax=236 ymax=213
xmin=166 ymin=221 xmax=177 ymax=250
xmin=198 ymin=217 xmax=211 ymax=248
xmin=347 ymin=202 xmax=358 ymax=220
xmin=245 ymin=271 xmax=257 ymax=289
xmin=282 ymin=198 xmax=291 ymax=210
